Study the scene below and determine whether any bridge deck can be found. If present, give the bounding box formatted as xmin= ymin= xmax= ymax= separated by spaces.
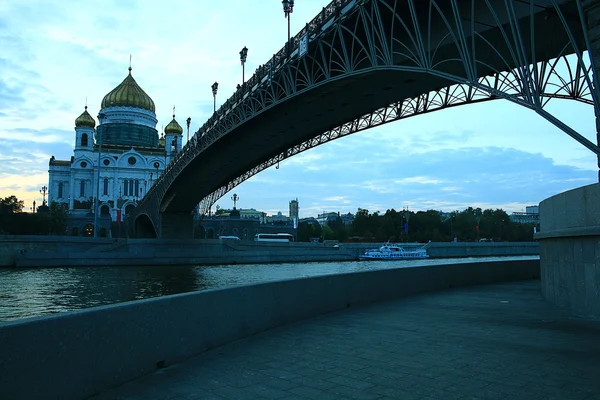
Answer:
xmin=91 ymin=281 xmax=600 ymax=400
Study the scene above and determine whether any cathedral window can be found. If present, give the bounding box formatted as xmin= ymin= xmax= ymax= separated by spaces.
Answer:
xmin=129 ymin=180 xmax=134 ymax=196
xmin=134 ymin=180 xmax=139 ymax=197
xmin=81 ymin=134 xmax=88 ymax=147
xmin=58 ymin=182 xmax=64 ymax=199
xmin=123 ymin=179 xmax=129 ymax=196
xmin=79 ymin=180 xmax=86 ymax=197
xmin=103 ymin=178 xmax=109 ymax=196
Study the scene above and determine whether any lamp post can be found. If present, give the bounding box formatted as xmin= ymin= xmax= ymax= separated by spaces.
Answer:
xmin=239 ymin=46 xmax=248 ymax=85
xmin=186 ymin=117 xmax=191 ymax=142
xmin=39 ymin=186 xmax=48 ymax=206
xmin=231 ymin=193 xmax=239 ymax=210
xmin=474 ymin=210 xmax=481 ymax=241
xmin=403 ymin=206 xmax=410 ymax=242
xmin=211 ymin=82 xmax=218 ymax=113
xmin=282 ymin=0 xmax=295 ymax=54
xmin=94 ymin=112 xmax=105 ymax=238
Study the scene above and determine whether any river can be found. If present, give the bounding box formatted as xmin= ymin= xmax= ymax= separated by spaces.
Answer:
xmin=0 ymin=256 xmax=538 ymax=323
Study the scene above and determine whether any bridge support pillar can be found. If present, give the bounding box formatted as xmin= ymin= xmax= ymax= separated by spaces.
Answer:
xmin=583 ymin=0 xmax=600 ymax=181
xmin=160 ymin=213 xmax=194 ymax=238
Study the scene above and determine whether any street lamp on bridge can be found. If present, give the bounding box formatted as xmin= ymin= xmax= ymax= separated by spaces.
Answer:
xmin=239 ymin=46 xmax=248 ymax=85
xmin=186 ymin=117 xmax=191 ymax=142
xmin=211 ymin=81 xmax=219 ymax=113
xmin=282 ymin=0 xmax=295 ymax=54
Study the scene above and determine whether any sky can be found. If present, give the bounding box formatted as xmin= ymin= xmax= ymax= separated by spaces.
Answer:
xmin=0 ymin=0 xmax=598 ymax=219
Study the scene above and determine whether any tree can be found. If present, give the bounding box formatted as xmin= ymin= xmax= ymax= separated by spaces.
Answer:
xmin=0 ymin=195 xmax=24 ymax=214
xmin=49 ymin=201 xmax=68 ymax=235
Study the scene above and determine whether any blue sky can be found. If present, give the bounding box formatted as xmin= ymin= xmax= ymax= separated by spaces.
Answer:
xmin=0 ymin=0 xmax=598 ymax=218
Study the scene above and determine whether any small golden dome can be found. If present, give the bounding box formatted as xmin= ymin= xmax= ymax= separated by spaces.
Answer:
xmin=158 ymin=133 xmax=166 ymax=147
xmin=75 ymin=106 xmax=96 ymax=128
xmin=101 ymin=67 xmax=156 ymax=112
xmin=164 ymin=114 xmax=183 ymax=135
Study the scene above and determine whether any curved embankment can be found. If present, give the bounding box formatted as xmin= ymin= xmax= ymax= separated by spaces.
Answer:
xmin=535 ymin=182 xmax=600 ymax=319
xmin=0 ymin=259 xmax=539 ymax=400
xmin=1 ymin=236 xmax=539 ymax=267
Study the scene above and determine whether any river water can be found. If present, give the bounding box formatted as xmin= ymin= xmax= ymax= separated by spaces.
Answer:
xmin=0 ymin=256 xmax=538 ymax=323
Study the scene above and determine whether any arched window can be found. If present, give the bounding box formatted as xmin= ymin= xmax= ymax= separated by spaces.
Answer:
xmin=103 ymin=178 xmax=109 ymax=196
xmin=134 ymin=180 xmax=139 ymax=197
xmin=123 ymin=179 xmax=129 ymax=196
xmin=129 ymin=180 xmax=134 ymax=197
xmin=81 ymin=134 xmax=88 ymax=147
xmin=58 ymin=182 xmax=64 ymax=199
xmin=79 ymin=180 xmax=86 ymax=197
xmin=125 ymin=204 xmax=135 ymax=215
xmin=100 ymin=205 xmax=110 ymax=216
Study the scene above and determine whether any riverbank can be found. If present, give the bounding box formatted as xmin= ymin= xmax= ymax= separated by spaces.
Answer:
xmin=0 ymin=235 xmax=539 ymax=267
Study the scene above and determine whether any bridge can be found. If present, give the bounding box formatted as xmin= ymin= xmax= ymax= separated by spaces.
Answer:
xmin=129 ymin=0 xmax=600 ymax=238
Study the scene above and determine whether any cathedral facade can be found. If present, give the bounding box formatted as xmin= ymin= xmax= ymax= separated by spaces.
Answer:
xmin=48 ymin=67 xmax=185 ymax=237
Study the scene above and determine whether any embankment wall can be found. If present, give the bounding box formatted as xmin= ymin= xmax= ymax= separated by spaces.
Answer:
xmin=0 ymin=235 xmax=539 ymax=267
xmin=535 ymin=183 xmax=600 ymax=319
xmin=0 ymin=259 xmax=539 ymax=400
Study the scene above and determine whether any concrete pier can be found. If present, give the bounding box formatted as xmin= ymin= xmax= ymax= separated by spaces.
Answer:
xmin=536 ymin=183 xmax=600 ymax=319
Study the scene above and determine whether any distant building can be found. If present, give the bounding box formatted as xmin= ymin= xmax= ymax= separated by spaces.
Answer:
xmin=510 ymin=205 xmax=540 ymax=224
xmin=266 ymin=211 xmax=290 ymax=224
xmin=317 ymin=212 xmax=340 ymax=226
xmin=289 ymin=198 xmax=299 ymax=221
xmin=47 ymin=67 xmax=183 ymax=237
xmin=339 ymin=212 xmax=355 ymax=225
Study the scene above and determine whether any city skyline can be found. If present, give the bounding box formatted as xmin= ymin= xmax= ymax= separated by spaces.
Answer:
xmin=1 ymin=0 xmax=598 ymax=219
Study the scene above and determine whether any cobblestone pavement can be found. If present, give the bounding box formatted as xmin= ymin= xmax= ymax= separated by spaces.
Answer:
xmin=90 ymin=281 xmax=600 ymax=400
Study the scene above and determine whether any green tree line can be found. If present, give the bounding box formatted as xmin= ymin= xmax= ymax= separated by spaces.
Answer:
xmin=298 ymin=207 xmax=536 ymax=243
xmin=0 ymin=196 xmax=68 ymax=235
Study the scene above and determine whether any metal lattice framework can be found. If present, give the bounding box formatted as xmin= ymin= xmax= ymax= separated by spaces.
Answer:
xmin=132 ymin=0 xmax=600 ymax=237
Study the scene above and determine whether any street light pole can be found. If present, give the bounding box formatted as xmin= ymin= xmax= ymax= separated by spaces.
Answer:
xmin=282 ymin=0 xmax=295 ymax=54
xmin=239 ymin=47 xmax=248 ymax=85
xmin=211 ymin=82 xmax=219 ymax=113
xmin=186 ymin=117 xmax=191 ymax=142
xmin=39 ymin=186 xmax=48 ymax=206
xmin=94 ymin=112 xmax=105 ymax=238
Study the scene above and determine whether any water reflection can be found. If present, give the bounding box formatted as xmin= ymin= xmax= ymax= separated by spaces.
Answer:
xmin=0 ymin=256 xmax=538 ymax=323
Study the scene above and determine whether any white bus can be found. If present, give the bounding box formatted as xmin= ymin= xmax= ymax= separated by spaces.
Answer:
xmin=254 ymin=233 xmax=294 ymax=243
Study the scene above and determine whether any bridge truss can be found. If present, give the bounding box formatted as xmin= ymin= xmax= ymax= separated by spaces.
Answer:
xmin=134 ymin=0 xmax=600 ymax=235
xmin=197 ymin=55 xmax=595 ymax=215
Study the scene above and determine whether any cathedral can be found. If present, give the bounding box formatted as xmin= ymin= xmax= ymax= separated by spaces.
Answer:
xmin=48 ymin=67 xmax=185 ymax=237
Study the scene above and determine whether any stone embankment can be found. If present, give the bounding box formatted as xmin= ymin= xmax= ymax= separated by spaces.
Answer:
xmin=0 ymin=235 xmax=539 ymax=268
xmin=0 ymin=258 xmax=540 ymax=400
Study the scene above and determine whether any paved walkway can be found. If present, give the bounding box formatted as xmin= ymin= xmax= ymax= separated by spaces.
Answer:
xmin=90 ymin=281 xmax=600 ymax=400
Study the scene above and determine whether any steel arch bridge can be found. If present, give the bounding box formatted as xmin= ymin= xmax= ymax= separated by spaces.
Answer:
xmin=130 ymin=0 xmax=600 ymax=238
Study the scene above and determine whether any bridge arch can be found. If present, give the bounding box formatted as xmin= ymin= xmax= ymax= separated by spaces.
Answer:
xmin=134 ymin=213 xmax=158 ymax=238
xmin=133 ymin=0 xmax=600 ymax=237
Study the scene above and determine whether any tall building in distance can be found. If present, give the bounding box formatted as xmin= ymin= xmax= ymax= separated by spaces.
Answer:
xmin=289 ymin=198 xmax=299 ymax=221
xmin=47 ymin=67 xmax=185 ymax=237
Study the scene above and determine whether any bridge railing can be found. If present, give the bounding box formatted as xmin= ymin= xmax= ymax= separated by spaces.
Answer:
xmin=148 ymin=0 xmax=357 ymax=196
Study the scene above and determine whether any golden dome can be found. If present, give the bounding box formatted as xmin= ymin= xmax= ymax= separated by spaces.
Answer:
xmin=75 ymin=106 xmax=96 ymax=128
xmin=164 ymin=114 xmax=183 ymax=135
xmin=158 ymin=133 xmax=166 ymax=147
xmin=101 ymin=67 xmax=155 ymax=112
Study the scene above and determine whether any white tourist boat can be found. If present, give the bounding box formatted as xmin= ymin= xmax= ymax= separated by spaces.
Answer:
xmin=359 ymin=242 xmax=429 ymax=260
